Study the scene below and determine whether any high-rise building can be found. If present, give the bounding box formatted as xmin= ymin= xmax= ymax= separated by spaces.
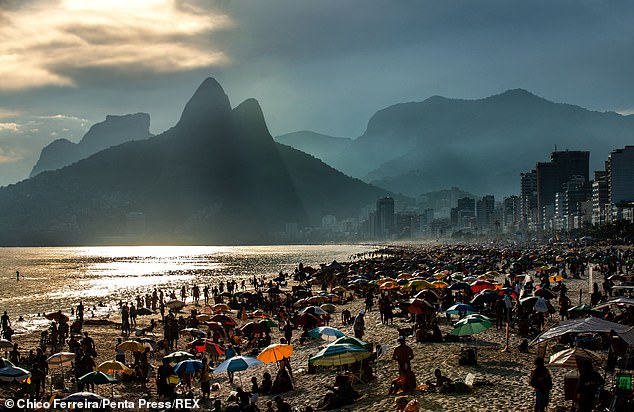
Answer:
xmin=607 ymin=146 xmax=634 ymax=205
xmin=503 ymin=195 xmax=520 ymax=233
xmin=375 ymin=197 xmax=395 ymax=237
xmin=536 ymin=150 xmax=589 ymax=230
xmin=592 ymin=171 xmax=609 ymax=225
xmin=476 ymin=195 xmax=495 ymax=230
xmin=520 ymin=170 xmax=537 ymax=231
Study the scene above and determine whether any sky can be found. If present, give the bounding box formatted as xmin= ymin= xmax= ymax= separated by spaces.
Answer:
xmin=1 ymin=0 xmax=634 ymax=187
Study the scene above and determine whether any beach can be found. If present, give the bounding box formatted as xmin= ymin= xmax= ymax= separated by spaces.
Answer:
xmin=1 ymin=243 xmax=630 ymax=412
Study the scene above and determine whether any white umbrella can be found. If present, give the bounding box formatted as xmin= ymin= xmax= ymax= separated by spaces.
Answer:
xmin=47 ymin=352 xmax=76 ymax=370
xmin=548 ymin=347 xmax=607 ymax=369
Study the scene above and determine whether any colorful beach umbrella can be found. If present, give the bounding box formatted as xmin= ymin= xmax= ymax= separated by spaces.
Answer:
xmin=116 ymin=340 xmax=145 ymax=352
xmin=47 ymin=352 xmax=76 ymax=370
xmin=450 ymin=315 xmax=492 ymax=336
xmin=0 ymin=365 xmax=30 ymax=382
xmin=308 ymin=326 xmax=345 ymax=342
xmin=213 ymin=356 xmax=263 ymax=374
xmin=78 ymin=371 xmax=117 ymax=385
xmin=163 ymin=351 xmax=195 ymax=363
xmin=446 ymin=303 xmax=478 ymax=315
xmin=308 ymin=344 xmax=371 ymax=367
xmin=174 ymin=359 xmax=204 ymax=375
xmin=96 ymin=360 xmax=133 ymax=375
xmin=257 ymin=344 xmax=294 ymax=364
xmin=548 ymin=347 xmax=606 ymax=369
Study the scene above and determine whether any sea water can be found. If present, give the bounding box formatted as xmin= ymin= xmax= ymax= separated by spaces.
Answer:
xmin=0 ymin=244 xmax=375 ymax=335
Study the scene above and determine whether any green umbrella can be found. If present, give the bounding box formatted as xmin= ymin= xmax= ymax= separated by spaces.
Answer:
xmin=136 ymin=307 xmax=153 ymax=316
xmin=308 ymin=344 xmax=371 ymax=367
xmin=79 ymin=371 xmax=117 ymax=385
xmin=330 ymin=336 xmax=370 ymax=350
xmin=450 ymin=315 xmax=492 ymax=336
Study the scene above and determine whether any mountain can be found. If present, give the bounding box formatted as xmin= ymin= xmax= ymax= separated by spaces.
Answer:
xmin=275 ymin=131 xmax=352 ymax=165
xmin=279 ymin=89 xmax=634 ymax=197
xmin=30 ymin=113 xmax=153 ymax=177
xmin=0 ymin=78 xmax=390 ymax=245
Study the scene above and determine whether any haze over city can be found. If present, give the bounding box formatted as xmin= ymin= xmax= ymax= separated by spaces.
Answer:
xmin=1 ymin=0 xmax=634 ymax=188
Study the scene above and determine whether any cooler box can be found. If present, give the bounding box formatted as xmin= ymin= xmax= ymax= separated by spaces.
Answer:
xmin=564 ymin=371 xmax=579 ymax=400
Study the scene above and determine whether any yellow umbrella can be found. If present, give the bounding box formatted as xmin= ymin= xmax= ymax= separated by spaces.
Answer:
xmin=305 ymin=296 xmax=325 ymax=304
xmin=331 ymin=286 xmax=347 ymax=293
xmin=484 ymin=271 xmax=500 ymax=278
xmin=96 ymin=360 xmax=133 ymax=375
xmin=257 ymin=344 xmax=294 ymax=364
xmin=376 ymin=278 xmax=396 ymax=286
xmin=432 ymin=281 xmax=448 ymax=289
xmin=406 ymin=279 xmax=434 ymax=290
xmin=117 ymin=341 xmax=145 ymax=352
xmin=379 ymin=281 xmax=400 ymax=290
xmin=549 ymin=275 xmax=564 ymax=283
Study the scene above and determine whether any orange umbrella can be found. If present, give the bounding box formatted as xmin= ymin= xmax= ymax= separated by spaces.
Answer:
xmin=257 ymin=344 xmax=293 ymax=364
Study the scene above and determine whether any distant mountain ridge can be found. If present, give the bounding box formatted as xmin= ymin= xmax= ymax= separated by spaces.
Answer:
xmin=30 ymin=113 xmax=153 ymax=177
xmin=275 ymin=131 xmax=352 ymax=165
xmin=278 ymin=89 xmax=634 ymax=196
xmin=0 ymin=78 xmax=391 ymax=245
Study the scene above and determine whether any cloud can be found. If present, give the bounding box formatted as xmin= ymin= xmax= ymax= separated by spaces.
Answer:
xmin=0 ymin=0 xmax=231 ymax=90
xmin=0 ymin=122 xmax=19 ymax=132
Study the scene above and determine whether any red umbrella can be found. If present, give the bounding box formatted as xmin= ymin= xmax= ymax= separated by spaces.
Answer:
xmin=293 ymin=312 xmax=323 ymax=327
xmin=241 ymin=322 xmax=266 ymax=336
xmin=470 ymin=280 xmax=496 ymax=293
xmin=210 ymin=314 xmax=235 ymax=327
xmin=407 ymin=298 xmax=434 ymax=315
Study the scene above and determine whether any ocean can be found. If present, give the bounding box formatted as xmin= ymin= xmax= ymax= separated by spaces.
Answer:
xmin=0 ymin=244 xmax=375 ymax=335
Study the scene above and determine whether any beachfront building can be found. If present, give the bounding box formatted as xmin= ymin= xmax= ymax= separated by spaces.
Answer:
xmin=535 ymin=150 xmax=589 ymax=233
xmin=520 ymin=170 xmax=538 ymax=233
xmin=502 ymin=195 xmax=521 ymax=234
xmin=607 ymin=146 xmax=634 ymax=222
xmin=375 ymin=197 xmax=395 ymax=238
xmin=476 ymin=195 xmax=495 ymax=233
xmin=592 ymin=170 xmax=610 ymax=225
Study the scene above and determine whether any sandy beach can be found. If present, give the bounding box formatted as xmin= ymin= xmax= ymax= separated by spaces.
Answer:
xmin=0 ymin=244 xmax=625 ymax=412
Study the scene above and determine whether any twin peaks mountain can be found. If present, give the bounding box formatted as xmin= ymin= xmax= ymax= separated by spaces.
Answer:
xmin=0 ymin=78 xmax=389 ymax=245
xmin=276 ymin=89 xmax=634 ymax=197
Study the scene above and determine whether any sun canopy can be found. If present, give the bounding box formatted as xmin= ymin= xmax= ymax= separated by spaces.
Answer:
xmin=593 ymin=297 xmax=634 ymax=310
xmin=531 ymin=317 xmax=630 ymax=345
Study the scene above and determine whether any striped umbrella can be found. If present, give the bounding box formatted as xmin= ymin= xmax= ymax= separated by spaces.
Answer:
xmin=308 ymin=344 xmax=371 ymax=367
xmin=308 ymin=326 xmax=345 ymax=342
xmin=0 ymin=365 xmax=31 ymax=382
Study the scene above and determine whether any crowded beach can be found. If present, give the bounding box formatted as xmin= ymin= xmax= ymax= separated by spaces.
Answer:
xmin=1 ymin=243 xmax=634 ymax=412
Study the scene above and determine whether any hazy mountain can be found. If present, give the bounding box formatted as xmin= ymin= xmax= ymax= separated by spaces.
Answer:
xmin=279 ymin=89 xmax=634 ymax=197
xmin=0 ymin=78 xmax=390 ymax=245
xmin=30 ymin=113 xmax=153 ymax=177
xmin=275 ymin=131 xmax=352 ymax=165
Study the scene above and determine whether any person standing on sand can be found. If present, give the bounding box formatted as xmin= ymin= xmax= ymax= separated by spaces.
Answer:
xmin=529 ymin=357 xmax=552 ymax=412
xmin=353 ymin=310 xmax=365 ymax=339
xmin=1 ymin=311 xmax=10 ymax=337
xmin=392 ymin=336 xmax=414 ymax=372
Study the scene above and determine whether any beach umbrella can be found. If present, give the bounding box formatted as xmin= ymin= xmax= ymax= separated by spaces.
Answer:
xmin=0 ymin=339 xmax=13 ymax=349
xmin=211 ymin=314 xmax=236 ymax=326
xmin=117 ymin=340 xmax=145 ymax=352
xmin=294 ymin=312 xmax=323 ymax=328
xmin=470 ymin=280 xmax=496 ymax=293
xmin=174 ymin=359 xmax=204 ymax=375
xmin=519 ymin=296 xmax=539 ymax=307
xmin=300 ymin=306 xmax=328 ymax=316
xmin=470 ymin=290 xmax=498 ymax=306
xmin=166 ymin=300 xmax=185 ymax=310
xmin=450 ymin=315 xmax=492 ymax=336
xmin=549 ymin=275 xmax=564 ymax=283
xmin=305 ymin=296 xmax=326 ymax=304
xmin=0 ymin=358 xmax=13 ymax=368
xmin=483 ymin=271 xmax=501 ymax=279
xmin=135 ymin=307 xmax=153 ymax=316
xmin=241 ymin=321 xmax=266 ymax=336
xmin=531 ymin=317 xmax=631 ymax=345
xmin=196 ymin=314 xmax=211 ymax=322
xmin=432 ymin=281 xmax=449 ymax=289
xmin=380 ymin=281 xmax=400 ymax=290
xmin=320 ymin=303 xmax=336 ymax=314
xmin=181 ymin=328 xmax=207 ymax=338
xmin=308 ymin=344 xmax=371 ymax=367
xmin=212 ymin=303 xmax=232 ymax=313
xmin=257 ymin=344 xmax=294 ymax=364
xmin=265 ymin=287 xmax=282 ymax=294
xmin=79 ymin=371 xmax=117 ymax=385
xmin=45 ymin=312 xmax=69 ymax=322
xmin=446 ymin=303 xmax=478 ymax=316
xmin=163 ymin=351 xmax=195 ymax=363
xmin=330 ymin=336 xmax=369 ymax=350
xmin=96 ymin=360 xmax=133 ymax=375
xmin=60 ymin=392 xmax=108 ymax=404
xmin=47 ymin=352 xmax=76 ymax=370
xmin=567 ymin=304 xmax=602 ymax=318
xmin=213 ymin=356 xmax=263 ymax=375
xmin=448 ymin=282 xmax=470 ymax=291
xmin=534 ymin=288 xmax=556 ymax=299
xmin=250 ymin=310 xmax=268 ymax=319
xmin=136 ymin=338 xmax=157 ymax=351
xmin=308 ymin=326 xmax=345 ymax=342
xmin=331 ymin=286 xmax=347 ymax=293
xmin=407 ymin=298 xmax=434 ymax=315
xmin=0 ymin=365 xmax=30 ymax=382
xmin=405 ymin=279 xmax=434 ymax=291
xmin=548 ymin=347 xmax=607 ymax=369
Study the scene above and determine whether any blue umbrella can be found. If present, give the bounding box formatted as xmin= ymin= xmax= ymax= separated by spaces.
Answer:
xmin=0 ymin=365 xmax=30 ymax=382
xmin=213 ymin=356 xmax=263 ymax=374
xmin=174 ymin=359 xmax=204 ymax=375
xmin=446 ymin=303 xmax=478 ymax=315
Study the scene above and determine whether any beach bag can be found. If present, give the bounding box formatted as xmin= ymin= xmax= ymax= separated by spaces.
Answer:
xmin=167 ymin=375 xmax=179 ymax=385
